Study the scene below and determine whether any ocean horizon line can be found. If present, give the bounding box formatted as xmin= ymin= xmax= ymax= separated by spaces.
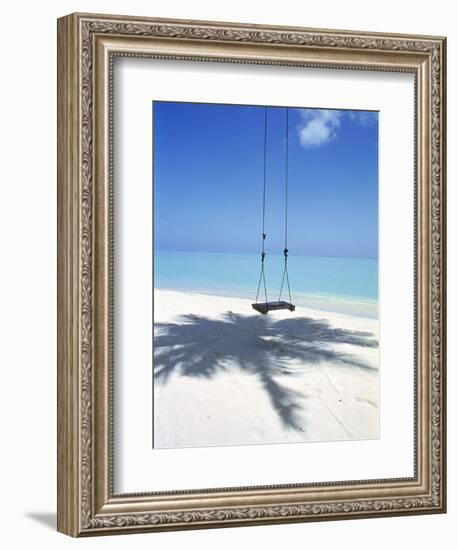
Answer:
xmin=155 ymin=248 xmax=379 ymax=261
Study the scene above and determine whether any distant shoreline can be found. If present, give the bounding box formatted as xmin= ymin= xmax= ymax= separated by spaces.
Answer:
xmin=154 ymin=286 xmax=378 ymax=320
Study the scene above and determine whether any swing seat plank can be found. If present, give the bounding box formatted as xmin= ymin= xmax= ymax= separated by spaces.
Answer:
xmin=252 ymin=301 xmax=295 ymax=314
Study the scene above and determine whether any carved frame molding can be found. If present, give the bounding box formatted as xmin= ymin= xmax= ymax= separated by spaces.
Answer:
xmin=57 ymin=13 xmax=446 ymax=536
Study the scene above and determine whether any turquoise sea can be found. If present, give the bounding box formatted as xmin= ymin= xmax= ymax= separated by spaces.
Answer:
xmin=154 ymin=250 xmax=379 ymax=319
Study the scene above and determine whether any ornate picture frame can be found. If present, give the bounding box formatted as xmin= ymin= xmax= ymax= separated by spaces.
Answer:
xmin=57 ymin=12 xmax=446 ymax=536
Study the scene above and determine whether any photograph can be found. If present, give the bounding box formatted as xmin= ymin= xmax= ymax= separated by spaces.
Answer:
xmin=152 ymin=101 xmax=380 ymax=449
xmin=55 ymin=10 xmax=446 ymax=538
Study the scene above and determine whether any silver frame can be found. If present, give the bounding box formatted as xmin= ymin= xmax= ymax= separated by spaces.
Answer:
xmin=57 ymin=13 xmax=446 ymax=536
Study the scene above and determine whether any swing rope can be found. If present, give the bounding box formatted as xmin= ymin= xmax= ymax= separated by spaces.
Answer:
xmin=255 ymin=107 xmax=268 ymax=305
xmin=255 ymin=106 xmax=293 ymax=309
xmin=278 ymin=108 xmax=292 ymax=304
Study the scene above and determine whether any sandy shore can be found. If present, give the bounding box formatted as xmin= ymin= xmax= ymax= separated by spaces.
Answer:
xmin=153 ymin=289 xmax=379 ymax=449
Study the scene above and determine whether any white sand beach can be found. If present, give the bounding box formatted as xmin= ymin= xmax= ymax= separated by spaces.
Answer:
xmin=153 ymin=289 xmax=379 ymax=449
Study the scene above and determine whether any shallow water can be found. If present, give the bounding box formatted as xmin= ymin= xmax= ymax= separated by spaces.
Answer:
xmin=154 ymin=250 xmax=378 ymax=319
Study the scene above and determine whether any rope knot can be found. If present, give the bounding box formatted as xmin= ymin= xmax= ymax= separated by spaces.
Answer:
xmin=262 ymin=233 xmax=266 ymax=239
xmin=261 ymin=252 xmax=266 ymax=260
xmin=284 ymin=248 xmax=288 ymax=257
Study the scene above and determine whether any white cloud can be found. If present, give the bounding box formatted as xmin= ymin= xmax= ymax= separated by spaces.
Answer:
xmin=298 ymin=109 xmax=342 ymax=148
xmin=297 ymin=109 xmax=378 ymax=149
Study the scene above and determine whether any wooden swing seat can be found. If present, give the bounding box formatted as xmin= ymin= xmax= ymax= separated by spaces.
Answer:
xmin=252 ymin=301 xmax=296 ymax=315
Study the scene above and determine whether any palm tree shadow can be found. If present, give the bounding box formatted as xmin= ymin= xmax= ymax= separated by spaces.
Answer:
xmin=154 ymin=312 xmax=378 ymax=432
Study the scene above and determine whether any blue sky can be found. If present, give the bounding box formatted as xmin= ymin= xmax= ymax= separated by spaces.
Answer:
xmin=153 ymin=102 xmax=378 ymax=259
